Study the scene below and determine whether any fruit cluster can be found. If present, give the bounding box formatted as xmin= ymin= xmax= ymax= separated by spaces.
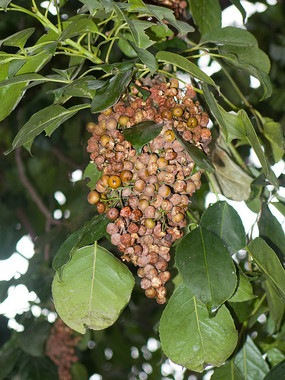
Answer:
xmin=86 ymin=77 xmax=211 ymax=304
xmin=46 ymin=318 xmax=80 ymax=380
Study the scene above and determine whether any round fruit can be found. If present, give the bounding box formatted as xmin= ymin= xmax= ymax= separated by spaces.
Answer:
xmin=108 ymin=176 xmax=121 ymax=189
xmin=87 ymin=190 xmax=100 ymax=204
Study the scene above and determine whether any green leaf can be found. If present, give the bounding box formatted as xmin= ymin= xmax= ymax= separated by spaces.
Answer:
xmin=200 ymin=201 xmax=246 ymax=254
xmin=202 ymin=84 xmax=228 ymax=139
xmin=176 ymin=227 xmax=237 ymax=313
xmin=123 ymin=121 xmax=163 ymax=155
xmin=263 ymin=119 xmax=284 ymax=163
xmin=234 ymin=336 xmax=269 ymax=379
xmin=263 ymin=280 xmax=285 ymax=333
xmin=258 ymin=203 xmax=285 ymax=258
xmin=18 ymin=356 xmax=59 ymax=380
xmin=156 ymin=51 xmax=215 ymax=85
xmin=266 ymin=348 xmax=285 ymax=368
xmin=229 ymin=267 xmax=255 ymax=302
xmin=83 ymin=162 xmax=103 ymax=189
xmin=0 ymin=0 xmax=12 ymax=10
xmin=5 ymin=104 xmax=90 ymax=154
xmin=71 ymin=363 xmax=89 ymax=380
xmin=94 ymin=60 xmax=135 ymax=74
xmin=52 ymin=243 xmax=135 ymax=333
xmin=159 ymin=282 xmax=238 ymax=372
xmin=91 ymin=69 xmax=132 ymax=113
xmin=229 ymin=0 xmax=246 ymax=22
xmin=127 ymin=41 xmax=158 ymax=74
xmin=172 ymin=128 xmax=215 ymax=173
xmin=0 ymin=73 xmax=49 ymax=88
xmin=201 ymin=26 xmax=257 ymax=46
xmin=219 ymin=106 xmax=246 ymax=142
xmin=246 ymin=238 xmax=285 ymax=302
xmin=0 ymin=28 xmax=35 ymax=48
xmin=64 ymin=76 xmax=105 ymax=98
xmin=189 ymin=0 xmax=221 ymax=35
xmin=52 ymin=214 xmax=109 ymax=275
xmin=19 ymin=322 xmax=50 ymax=357
xmin=60 ymin=17 xmax=99 ymax=40
xmin=79 ymin=0 xmax=102 ymax=15
xmin=211 ymin=361 xmax=245 ymax=380
xmin=210 ymin=146 xmax=252 ymax=201
xmin=264 ymin=360 xmax=285 ymax=380
xmin=0 ymin=349 xmax=18 ymax=379
xmin=239 ymin=110 xmax=278 ymax=188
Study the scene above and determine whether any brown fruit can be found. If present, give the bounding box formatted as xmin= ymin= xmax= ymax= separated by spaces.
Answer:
xmin=187 ymin=117 xmax=198 ymax=128
xmin=108 ymin=175 xmax=121 ymax=189
xmin=87 ymin=190 xmax=100 ymax=204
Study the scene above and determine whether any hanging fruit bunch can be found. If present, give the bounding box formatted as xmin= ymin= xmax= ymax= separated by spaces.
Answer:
xmin=86 ymin=76 xmax=211 ymax=304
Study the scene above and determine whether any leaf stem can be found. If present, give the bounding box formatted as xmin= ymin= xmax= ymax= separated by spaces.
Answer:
xmin=205 ymin=171 xmax=219 ymax=201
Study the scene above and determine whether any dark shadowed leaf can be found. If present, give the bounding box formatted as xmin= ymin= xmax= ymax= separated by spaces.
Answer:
xmin=52 ymin=243 xmax=134 ymax=333
xmin=0 ymin=28 xmax=35 ymax=48
xmin=173 ymin=128 xmax=215 ymax=173
xmin=19 ymin=356 xmax=59 ymax=380
xmin=71 ymin=363 xmax=89 ymax=380
xmin=239 ymin=110 xmax=278 ymax=188
xmin=246 ymin=237 xmax=285 ymax=302
xmin=258 ymin=203 xmax=285 ymax=258
xmin=219 ymin=106 xmax=246 ymax=142
xmin=264 ymin=360 xmax=285 ymax=380
xmin=159 ymin=283 xmax=237 ymax=372
xmin=19 ymin=322 xmax=50 ymax=357
xmin=210 ymin=146 xmax=252 ymax=201
xmin=234 ymin=336 xmax=269 ymax=379
xmin=201 ymin=26 xmax=257 ymax=46
xmin=0 ymin=74 xmax=45 ymax=87
xmin=52 ymin=214 xmax=109 ymax=276
xmin=176 ymin=227 xmax=237 ymax=313
xmin=0 ymin=349 xmax=19 ymax=379
xmin=123 ymin=121 xmax=163 ymax=154
xmin=60 ymin=17 xmax=98 ymax=40
xmin=91 ymin=69 xmax=132 ymax=113
xmin=79 ymin=0 xmax=102 ymax=15
xmin=83 ymin=162 xmax=103 ymax=189
xmin=156 ymin=51 xmax=215 ymax=85
xmin=211 ymin=361 xmax=244 ymax=380
xmin=189 ymin=0 xmax=221 ymax=35
xmin=200 ymin=201 xmax=246 ymax=254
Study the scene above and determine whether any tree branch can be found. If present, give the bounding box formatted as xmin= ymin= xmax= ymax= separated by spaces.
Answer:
xmin=15 ymin=147 xmax=61 ymax=226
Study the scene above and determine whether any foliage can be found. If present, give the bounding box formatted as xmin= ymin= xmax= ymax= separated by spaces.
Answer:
xmin=0 ymin=0 xmax=284 ymax=379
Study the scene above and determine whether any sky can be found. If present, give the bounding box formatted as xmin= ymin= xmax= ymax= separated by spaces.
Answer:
xmin=0 ymin=1 xmax=283 ymax=379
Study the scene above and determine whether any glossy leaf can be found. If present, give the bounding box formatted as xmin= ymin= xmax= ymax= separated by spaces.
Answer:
xmin=202 ymin=83 xmax=228 ymax=139
xmin=176 ymin=227 xmax=237 ymax=312
xmin=79 ymin=0 xmax=102 ymax=15
xmin=64 ymin=76 xmax=104 ymax=98
xmin=52 ymin=243 xmax=135 ymax=333
xmin=60 ymin=17 xmax=98 ymax=40
xmin=52 ymin=214 xmax=109 ymax=275
xmin=229 ymin=267 xmax=255 ymax=302
xmin=210 ymin=146 xmax=252 ymax=201
xmin=246 ymin=237 xmax=285 ymax=302
xmin=234 ymin=336 xmax=269 ymax=379
xmin=91 ymin=69 xmax=132 ymax=113
xmin=83 ymin=162 xmax=103 ymax=189
xmin=266 ymin=348 xmax=285 ymax=368
xmin=159 ymin=283 xmax=238 ymax=372
xmin=156 ymin=51 xmax=215 ymax=85
xmin=173 ymin=128 xmax=215 ymax=173
xmin=264 ymin=359 xmax=285 ymax=380
xmin=258 ymin=203 xmax=285 ymax=258
xmin=123 ymin=121 xmax=163 ymax=154
xmin=127 ymin=41 xmax=158 ymax=74
xmin=189 ymin=0 xmax=221 ymax=35
xmin=211 ymin=361 xmax=244 ymax=380
xmin=201 ymin=26 xmax=257 ymax=46
xmin=263 ymin=280 xmax=285 ymax=333
xmin=0 ymin=28 xmax=35 ymax=48
xmin=6 ymin=104 xmax=90 ymax=154
xmin=239 ymin=110 xmax=278 ymax=188
xmin=200 ymin=201 xmax=246 ymax=254
xmin=0 ymin=73 xmax=69 ymax=88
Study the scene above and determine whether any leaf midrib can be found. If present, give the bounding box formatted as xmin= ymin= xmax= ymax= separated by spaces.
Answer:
xmin=200 ymin=228 xmax=213 ymax=307
xmin=89 ymin=241 xmax=97 ymax=315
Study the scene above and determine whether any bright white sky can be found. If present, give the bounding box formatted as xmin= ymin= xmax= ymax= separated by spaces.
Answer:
xmin=0 ymin=1 xmax=283 ymax=379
